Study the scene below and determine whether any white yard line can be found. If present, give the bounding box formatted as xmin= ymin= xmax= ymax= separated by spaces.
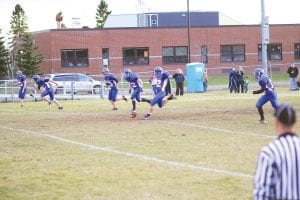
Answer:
xmin=161 ymin=121 xmax=275 ymax=139
xmin=0 ymin=125 xmax=253 ymax=179
xmin=0 ymin=108 xmax=276 ymax=138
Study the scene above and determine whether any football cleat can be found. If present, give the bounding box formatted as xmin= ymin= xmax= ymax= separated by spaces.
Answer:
xmin=112 ymin=107 xmax=118 ymax=110
xmin=143 ymin=114 xmax=151 ymax=120
xmin=58 ymin=106 xmax=63 ymax=110
xmin=258 ymin=119 xmax=267 ymax=124
xmin=167 ymin=94 xmax=177 ymax=100
xmin=131 ymin=110 xmax=137 ymax=118
xmin=122 ymin=95 xmax=127 ymax=102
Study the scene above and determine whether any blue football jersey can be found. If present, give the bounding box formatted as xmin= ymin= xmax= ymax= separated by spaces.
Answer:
xmin=156 ymin=71 xmax=170 ymax=92
xmin=104 ymin=73 xmax=118 ymax=89
xmin=126 ymin=73 xmax=140 ymax=89
xmin=37 ymin=79 xmax=52 ymax=90
xmin=17 ymin=75 xmax=26 ymax=87
xmin=258 ymin=75 xmax=274 ymax=93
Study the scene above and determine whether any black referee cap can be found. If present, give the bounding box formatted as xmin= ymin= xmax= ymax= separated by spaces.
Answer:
xmin=274 ymin=104 xmax=297 ymax=126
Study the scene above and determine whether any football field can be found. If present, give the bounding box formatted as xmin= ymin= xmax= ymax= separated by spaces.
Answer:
xmin=1 ymin=88 xmax=299 ymax=199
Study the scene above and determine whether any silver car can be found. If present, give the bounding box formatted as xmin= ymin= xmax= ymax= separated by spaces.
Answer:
xmin=47 ymin=73 xmax=102 ymax=94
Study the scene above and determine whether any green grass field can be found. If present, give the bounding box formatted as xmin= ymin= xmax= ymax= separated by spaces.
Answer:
xmin=0 ymin=87 xmax=299 ymax=199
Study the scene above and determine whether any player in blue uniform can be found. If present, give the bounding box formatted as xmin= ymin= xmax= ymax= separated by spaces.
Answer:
xmin=143 ymin=66 xmax=176 ymax=120
xmin=103 ymin=68 xmax=127 ymax=110
xmin=124 ymin=69 xmax=150 ymax=118
xmin=253 ymin=68 xmax=279 ymax=124
xmin=32 ymin=75 xmax=63 ymax=110
xmin=16 ymin=70 xmax=34 ymax=107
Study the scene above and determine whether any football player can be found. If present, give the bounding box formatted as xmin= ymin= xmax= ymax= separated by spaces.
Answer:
xmin=32 ymin=75 xmax=63 ymax=110
xmin=16 ymin=70 xmax=34 ymax=107
xmin=124 ymin=69 xmax=150 ymax=118
xmin=253 ymin=68 xmax=279 ymax=124
xmin=143 ymin=66 xmax=176 ymax=120
xmin=103 ymin=68 xmax=127 ymax=110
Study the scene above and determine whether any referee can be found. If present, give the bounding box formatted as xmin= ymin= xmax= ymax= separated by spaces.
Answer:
xmin=253 ymin=104 xmax=300 ymax=200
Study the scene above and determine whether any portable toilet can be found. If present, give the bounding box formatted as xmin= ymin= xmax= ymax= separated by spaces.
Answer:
xmin=186 ymin=62 xmax=206 ymax=93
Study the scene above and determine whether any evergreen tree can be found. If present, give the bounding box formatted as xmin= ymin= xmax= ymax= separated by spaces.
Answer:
xmin=0 ymin=30 xmax=9 ymax=79
xmin=9 ymin=4 xmax=29 ymax=77
xmin=15 ymin=33 xmax=43 ymax=76
xmin=96 ymin=0 xmax=111 ymax=28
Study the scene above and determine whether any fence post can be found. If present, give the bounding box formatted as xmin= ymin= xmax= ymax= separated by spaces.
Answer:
xmin=4 ymin=81 xmax=7 ymax=94
xmin=100 ymin=81 xmax=104 ymax=99
xmin=71 ymin=81 xmax=75 ymax=100
xmin=11 ymin=80 xmax=14 ymax=103
xmin=63 ymin=82 xmax=66 ymax=95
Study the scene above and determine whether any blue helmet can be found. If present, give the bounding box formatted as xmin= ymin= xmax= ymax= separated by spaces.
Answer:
xmin=16 ymin=70 xmax=22 ymax=78
xmin=254 ymin=68 xmax=264 ymax=80
xmin=154 ymin=66 xmax=163 ymax=79
xmin=124 ymin=69 xmax=132 ymax=79
xmin=32 ymin=75 xmax=40 ymax=82
xmin=102 ymin=68 xmax=109 ymax=75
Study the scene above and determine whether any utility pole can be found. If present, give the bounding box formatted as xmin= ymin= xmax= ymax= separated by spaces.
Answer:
xmin=261 ymin=0 xmax=269 ymax=74
xmin=187 ymin=0 xmax=191 ymax=63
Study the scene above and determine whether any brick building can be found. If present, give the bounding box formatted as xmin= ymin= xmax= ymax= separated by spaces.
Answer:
xmin=33 ymin=24 xmax=300 ymax=75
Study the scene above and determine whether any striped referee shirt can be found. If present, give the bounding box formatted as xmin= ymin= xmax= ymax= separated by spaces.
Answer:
xmin=253 ymin=132 xmax=300 ymax=200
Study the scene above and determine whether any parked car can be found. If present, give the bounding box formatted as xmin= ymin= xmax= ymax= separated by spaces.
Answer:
xmin=46 ymin=73 xmax=102 ymax=94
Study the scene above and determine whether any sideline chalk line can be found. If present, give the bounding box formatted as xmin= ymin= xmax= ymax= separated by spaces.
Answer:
xmin=0 ymin=125 xmax=253 ymax=179
xmin=0 ymin=108 xmax=275 ymax=139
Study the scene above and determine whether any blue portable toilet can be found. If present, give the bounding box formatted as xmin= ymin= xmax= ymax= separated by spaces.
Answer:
xmin=186 ymin=62 xmax=206 ymax=93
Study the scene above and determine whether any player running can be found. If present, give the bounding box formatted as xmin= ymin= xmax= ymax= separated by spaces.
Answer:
xmin=143 ymin=66 xmax=176 ymax=120
xmin=32 ymin=75 xmax=63 ymax=110
xmin=123 ymin=69 xmax=150 ymax=118
xmin=103 ymin=68 xmax=127 ymax=110
xmin=16 ymin=70 xmax=34 ymax=107
xmin=253 ymin=68 xmax=279 ymax=124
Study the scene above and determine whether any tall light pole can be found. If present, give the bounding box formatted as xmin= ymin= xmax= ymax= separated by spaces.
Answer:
xmin=187 ymin=0 xmax=191 ymax=63
xmin=261 ymin=0 xmax=269 ymax=74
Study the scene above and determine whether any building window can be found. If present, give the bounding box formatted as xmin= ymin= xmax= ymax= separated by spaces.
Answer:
xmin=162 ymin=46 xmax=188 ymax=64
xmin=123 ymin=47 xmax=149 ymax=66
xmin=61 ymin=49 xmax=89 ymax=67
xmin=220 ymin=45 xmax=245 ymax=62
xmin=200 ymin=45 xmax=208 ymax=63
xmin=295 ymin=43 xmax=300 ymax=60
xmin=258 ymin=43 xmax=282 ymax=61
xmin=102 ymin=48 xmax=109 ymax=67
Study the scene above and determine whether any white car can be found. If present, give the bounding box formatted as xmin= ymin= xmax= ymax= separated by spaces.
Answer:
xmin=46 ymin=73 xmax=102 ymax=94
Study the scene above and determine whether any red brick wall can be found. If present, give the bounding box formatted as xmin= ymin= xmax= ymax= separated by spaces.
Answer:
xmin=33 ymin=24 xmax=300 ymax=75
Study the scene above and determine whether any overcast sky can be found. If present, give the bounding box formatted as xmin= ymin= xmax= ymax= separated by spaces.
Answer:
xmin=1 ymin=0 xmax=300 ymax=34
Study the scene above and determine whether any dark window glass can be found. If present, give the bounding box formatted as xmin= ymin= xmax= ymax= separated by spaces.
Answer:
xmin=162 ymin=46 xmax=188 ymax=64
xmin=220 ymin=45 xmax=245 ymax=62
xmin=61 ymin=49 xmax=89 ymax=67
xmin=200 ymin=45 xmax=208 ymax=63
xmin=258 ymin=43 xmax=282 ymax=61
xmin=295 ymin=43 xmax=300 ymax=60
xmin=122 ymin=47 xmax=149 ymax=66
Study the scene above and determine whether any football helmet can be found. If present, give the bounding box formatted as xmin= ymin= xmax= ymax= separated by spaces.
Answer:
xmin=32 ymin=75 xmax=40 ymax=82
xmin=124 ymin=69 xmax=132 ymax=79
xmin=254 ymin=68 xmax=264 ymax=80
xmin=16 ymin=70 xmax=23 ymax=78
xmin=154 ymin=66 xmax=163 ymax=79
xmin=102 ymin=68 xmax=109 ymax=75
